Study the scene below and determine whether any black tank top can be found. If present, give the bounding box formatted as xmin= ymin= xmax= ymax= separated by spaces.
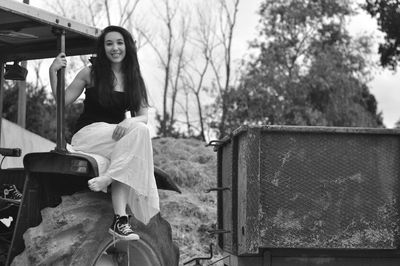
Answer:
xmin=74 ymin=87 xmax=129 ymax=134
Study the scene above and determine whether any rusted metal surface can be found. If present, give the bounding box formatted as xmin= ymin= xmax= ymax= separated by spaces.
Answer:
xmin=238 ymin=127 xmax=261 ymax=254
xmin=219 ymin=138 xmax=234 ymax=252
xmin=218 ymin=126 xmax=400 ymax=255
xmin=223 ymin=249 xmax=400 ymax=266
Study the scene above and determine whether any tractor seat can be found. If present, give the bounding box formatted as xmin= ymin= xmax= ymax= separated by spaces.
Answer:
xmin=66 ymin=144 xmax=180 ymax=193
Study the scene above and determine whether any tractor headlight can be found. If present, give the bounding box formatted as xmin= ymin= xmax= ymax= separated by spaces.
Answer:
xmin=70 ymin=159 xmax=88 ymax=174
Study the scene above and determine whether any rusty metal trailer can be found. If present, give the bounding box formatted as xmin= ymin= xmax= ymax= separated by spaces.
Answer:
xmin=212 ymin=125 xmax=400 ymax=266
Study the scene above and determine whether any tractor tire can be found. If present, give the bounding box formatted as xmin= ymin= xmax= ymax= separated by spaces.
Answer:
xmin=10 ymin=191 xmax=179 ymax=266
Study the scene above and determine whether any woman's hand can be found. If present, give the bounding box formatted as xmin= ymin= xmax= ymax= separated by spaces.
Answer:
xmin=50 ymin=53 xmax=67 ymax=72
xmin=112 ymin=117 xmax=148 ymax=141
xmin=112 ymin=122 xmax=128 ymax=141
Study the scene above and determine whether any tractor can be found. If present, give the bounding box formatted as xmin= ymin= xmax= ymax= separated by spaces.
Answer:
xmin=0 ymin=1 xmax=180 ymax=265
xmin=3 ymin=2 xmax=400 ymax=266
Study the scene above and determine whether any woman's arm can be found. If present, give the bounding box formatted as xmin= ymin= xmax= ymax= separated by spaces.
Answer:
xmin=112 ymin=107 xmax=149 ymax=141
xmin=130 ymin=106 xmax=149 ymax=124
xmin=49 ymin=53 xmax=89 ymax=106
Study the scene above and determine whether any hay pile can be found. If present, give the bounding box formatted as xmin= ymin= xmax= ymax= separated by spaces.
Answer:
xmin=153 ymin=137 xmax=219 ymax=264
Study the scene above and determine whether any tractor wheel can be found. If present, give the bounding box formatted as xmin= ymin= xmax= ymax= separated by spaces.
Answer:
xmin=10 ymin=191 xmax=179 ymax=266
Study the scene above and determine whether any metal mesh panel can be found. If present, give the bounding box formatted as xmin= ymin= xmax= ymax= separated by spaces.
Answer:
xmin=259 ymin=131 xmax=400 ymax=249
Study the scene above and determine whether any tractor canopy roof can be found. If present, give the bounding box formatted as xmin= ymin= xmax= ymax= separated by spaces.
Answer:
xmin=0 ymin=0 xmax=100 ymax=62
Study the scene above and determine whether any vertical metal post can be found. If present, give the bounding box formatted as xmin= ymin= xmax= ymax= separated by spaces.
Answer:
xmin=17 ymin=63 xmax=27 ymax=128
xmin=55 ymin=29 xmax=66 ymax=152
xmin=16 ymin=0 xmax=30 ymax=128
xmin=0 ymin=61 xmax=4 ymax=143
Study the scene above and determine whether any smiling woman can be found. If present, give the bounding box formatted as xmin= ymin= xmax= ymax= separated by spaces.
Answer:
xmin=49 ymin=25 xmax=158 ymax=241
xmin=104 ymin=32 xmax=126 ymax=66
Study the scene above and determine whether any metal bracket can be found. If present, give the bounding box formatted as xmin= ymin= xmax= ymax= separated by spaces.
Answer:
xmin=183 ymin=243 xmax=214 ymax=266
xmin=205 ymin=187 xmax=230 ymax=193
xmin=208 ymin=229 xmax=231 ymax=235
xmin=205 ymin=140 xmax=227 ymax=151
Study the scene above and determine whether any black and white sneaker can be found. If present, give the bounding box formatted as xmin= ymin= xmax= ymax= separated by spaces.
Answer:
xmin=1 ymin=184 xmax=22 ymax=204
xmin=109 ymin=215 xmax=139 ymax=241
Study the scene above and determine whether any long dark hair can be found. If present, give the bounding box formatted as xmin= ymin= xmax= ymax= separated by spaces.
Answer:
xmin=92 ymin=25 xmax=148 ymax=113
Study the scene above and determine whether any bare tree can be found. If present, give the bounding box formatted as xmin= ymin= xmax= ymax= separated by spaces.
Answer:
xmin=137 ymin=0 xmax=194 ymax=137
xmin=180 ymin=64 xmax=208 ymax=140
xmin=31 ymin=60 xmax=44 ymax=89
xmin=177 ymin=84 xmax=193 ymax=136
xmin=154 ymin=0 xmax=176 ymax=136
xmin=168 ymin=15 xmax=190 ymax=133
xmin=45 ymin=0 xmax=143 ymax=33
xmin=104 ymin=0 xmax=112 ymax=26
xmin=180 ymin=2 xmax=218 ymax=141
xmin=210 ymin=0 xmax=240 ymax=137
xmin=177 ymin=0 xmax=240 ymax=140
xmin=45 ymin=0 xmax=68 ymax=17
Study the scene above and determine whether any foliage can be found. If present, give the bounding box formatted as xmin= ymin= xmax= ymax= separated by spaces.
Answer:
xmin=364 ymin=0 xmax=400 ymax=70
xmin=2 ymin=82 xmax=82 ymax=143
xmin=395 ymin=119 xmax=400 ymax=129
xmin=222 ymin=0 xmax=383 ymax=133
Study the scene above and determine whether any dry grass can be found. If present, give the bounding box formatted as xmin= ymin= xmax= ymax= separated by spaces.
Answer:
xmin=153 ymin=137 xmax=222 ymax=265
xmin=153 ymin=137 xmax=216 ymax=190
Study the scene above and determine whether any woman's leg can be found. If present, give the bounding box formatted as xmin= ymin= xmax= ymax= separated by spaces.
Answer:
xmin=104 ymin=121 xmax=160 ymax=224
xmin=72 ymin=121 xmax=159 ymax=225
xmin=85 ymin=122 xmax=152 ymax=193
xmin=111 ymin=180 xmax=130 ymax=216
xmin=104 ymin=121 xmax=154 ymax=194
xmin=109 ymin=180 xmax=139 ymax=240
xmin=107 ymin=123 xmax=154 ymax=239
xmin=71 ymin=122 xmax=140 ymax=239
xmin=71 ymin=123 xmax=117 ymax=192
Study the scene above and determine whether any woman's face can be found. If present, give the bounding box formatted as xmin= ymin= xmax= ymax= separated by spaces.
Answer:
xmin=104 ymin=31 xmax=126 ymax=65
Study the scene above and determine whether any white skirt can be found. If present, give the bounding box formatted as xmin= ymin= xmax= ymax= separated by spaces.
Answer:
xmin=70 ymin=121 xmax=160 ymax=224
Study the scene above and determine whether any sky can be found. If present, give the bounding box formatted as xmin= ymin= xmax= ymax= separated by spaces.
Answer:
xmin=371 ymin=71 xmax=400 ymax=128
xmin=348 ymin=10 xmax=400 ymax=128
xmin=26 ymin=0 xmax=400 ymax=129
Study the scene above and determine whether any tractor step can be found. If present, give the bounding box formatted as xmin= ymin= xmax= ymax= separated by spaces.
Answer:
xmin=0 ymin=198 xmax=20 ymax=206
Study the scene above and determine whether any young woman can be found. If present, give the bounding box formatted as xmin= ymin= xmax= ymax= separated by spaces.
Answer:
xmin=49 ymin=25 xmax=159 ymax=240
